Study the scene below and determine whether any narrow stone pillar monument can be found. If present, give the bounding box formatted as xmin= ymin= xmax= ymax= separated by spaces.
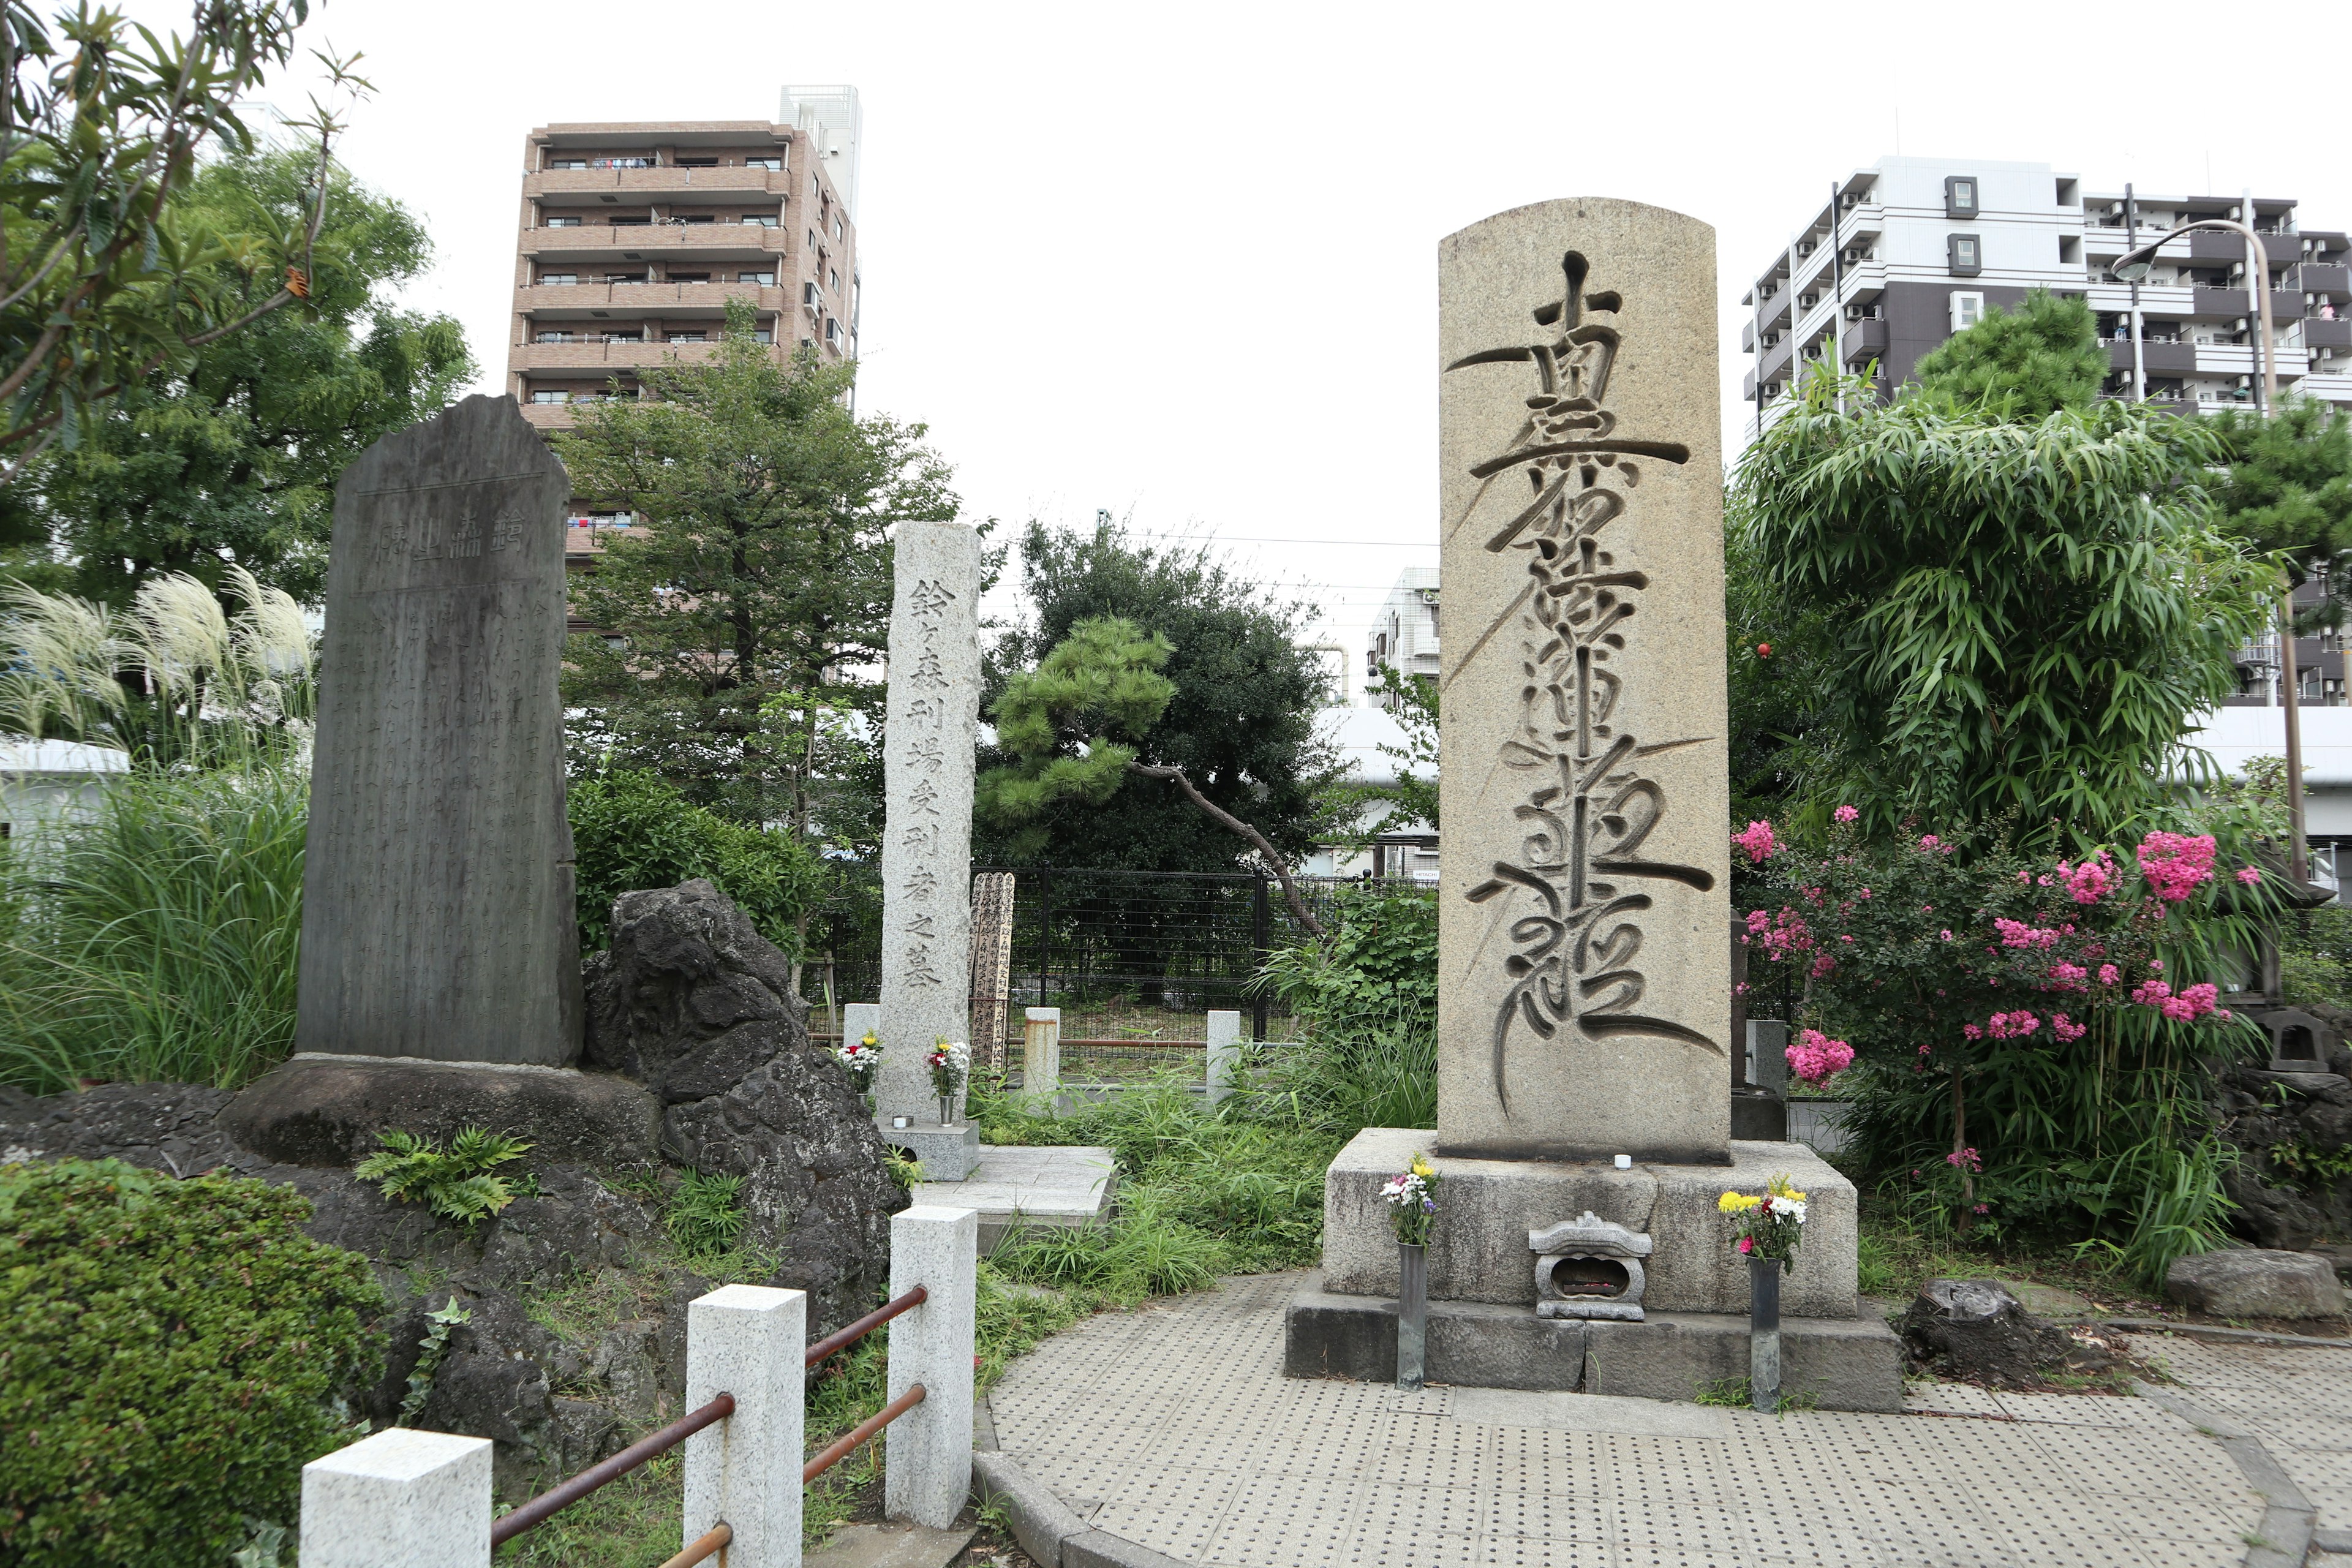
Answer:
xmin=1435 ymin=199 xmax=1730 ymax=1164
xmin=875 ymin=521 xmax=982 ymax=1178
xmin=296 ymin=395 xmax=579 ymax=1065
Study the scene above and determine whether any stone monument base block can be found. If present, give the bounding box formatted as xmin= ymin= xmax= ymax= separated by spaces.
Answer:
xmin=1323 ymin=1129 xmax=1860 ymax=1318
xmin=1283 ymin=1275 xmax=1902 ymax=1412
xmin=223 ymin=1054 xmax=662 ymax=1170
xmin=881 ymin=1120 xmax=981 ymax=1182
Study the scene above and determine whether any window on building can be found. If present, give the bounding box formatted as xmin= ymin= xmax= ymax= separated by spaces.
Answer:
xmin=592 ymin=156 xmax=654 ymax=170
xmin=674 ymin=157 xmax=717 ymax=168
xmin=610 ymin=216 xmax=650 ymax=227
xmin=1950 ymin=291 xmax=1987 ymax=332
xmin=752 ymin=328 xmax=774 ymax=344
xmin=832 ymin=216 xmax=843 ymax=241
xmin=746 ymin=156 xmax=782 ymax=170
xmin=677 ymin=213 xmax=714 ymax=225
xmin=739 ymin=271 xmax=776 ymax=285
xmin=1947 ymin=234 xmax=1982 ymax=277
xmin=530 ymin=389 xmax=570 ymax=404
xmin=803 ymin=280 xmax=821 ymax=306
xmin=548 ymin=157 xmax=588 ymax=170
xmin=807 ymin=228 xmax=819 ymax=249
xmin=603 ymin=331 xmax=643 ymax=342
xmin=1944 ymin=175 xmax=1980 ymax=219
xmin=545 ymin=215 xmax=582 ymax=228
xmin=607 ymin=273 xmax=647 ymax=285
xmin=744 ymin=214 xmax=779 ymax=227
xmin=538 ymin=273 xmax=578 ymax=287
xmin=829 ymin=268 xmax=840 ymax=295
xmin=669 ymin=272 xmax=710 ymax=284
xmin=824 ymin=318 xmax=842 ymax=344
xmin=667 ymin=331 xmax=707 ymax=343
xmin=533 ymin=331 xmax=574 ymax=344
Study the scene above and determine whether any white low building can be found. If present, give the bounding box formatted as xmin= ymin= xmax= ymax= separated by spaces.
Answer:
xmin=2182 ymin=706 xmax=2352 ymax=900
xmin=0 ymin=739 xmax=129 ymax=841
xmin=1303 ymin=704 xmax=1434 ymax=881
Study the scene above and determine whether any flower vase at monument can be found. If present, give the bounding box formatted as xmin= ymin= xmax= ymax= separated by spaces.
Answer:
xmin=1280 ymin=198 xmax=1898 ymax=1412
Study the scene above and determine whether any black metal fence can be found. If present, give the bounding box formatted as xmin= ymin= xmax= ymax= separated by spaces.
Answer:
xmin=798 ymin=866 xmax=1434 ymax=1068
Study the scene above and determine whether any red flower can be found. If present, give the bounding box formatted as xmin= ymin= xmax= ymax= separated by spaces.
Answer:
xmin=1756 ymin=643 xmax=1772 ymax=657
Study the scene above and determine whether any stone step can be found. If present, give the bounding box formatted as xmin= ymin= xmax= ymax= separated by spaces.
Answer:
xmin=911 ymin=1144 xmax=1116 ymax=1254
xmin=1283 ymin=1273 xmax=1904 ymax=1412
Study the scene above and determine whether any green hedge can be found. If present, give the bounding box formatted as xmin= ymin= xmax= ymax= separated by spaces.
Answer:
xmin=0 ymin=1159 xmax=382 ymax=1567
xmin=568 ymin=770 xmax=824 ymax=952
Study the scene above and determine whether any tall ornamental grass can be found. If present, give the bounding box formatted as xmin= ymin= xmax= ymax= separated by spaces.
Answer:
xmin=0 ymin=760 xmax=306 ymax=1093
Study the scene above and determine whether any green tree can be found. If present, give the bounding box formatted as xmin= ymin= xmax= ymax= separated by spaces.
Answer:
xmin=0 ymin=1 xmax=368 ymax=475
xmin=978 ymin=516 xmax=1338 ymax=879
xmin=1732 ymin=368 xmax=2273 ymax=845
xmin=979 ymin=614 xmax=1325 ymax=934
xmin=1910 ymin=288 xmax=2107 ymax=415
xmin=26 ymin=147 xmax=474 ymax=606
xmin=2205 ymin=396 xmax=2352 ymax=628
xmin=559 ymin=298 xmax=958 ymax=844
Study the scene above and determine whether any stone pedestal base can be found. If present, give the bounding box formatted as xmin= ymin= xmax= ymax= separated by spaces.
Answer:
xmin=881 ymin=1119 xmax=981 ymax=1182
xmin=1283 ymin=1275 xmax=1902 ymax=1411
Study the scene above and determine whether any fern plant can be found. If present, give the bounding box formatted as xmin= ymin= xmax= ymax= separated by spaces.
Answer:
xmin=355 ymin=1128 xmax=533 ymax=1226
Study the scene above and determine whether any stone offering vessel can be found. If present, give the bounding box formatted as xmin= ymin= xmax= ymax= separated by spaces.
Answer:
xmin=295 ymin=395 xmax=581 ymax=1066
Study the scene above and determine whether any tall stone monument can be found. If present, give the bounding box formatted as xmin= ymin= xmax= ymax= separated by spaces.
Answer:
xmin=1284 ymin=200 xmax=1899 ymax=1409
xmin=874 ymin=521 xmax=983 ymax=1179
xmin=295 ymin=395 xmax=581 ymax=1066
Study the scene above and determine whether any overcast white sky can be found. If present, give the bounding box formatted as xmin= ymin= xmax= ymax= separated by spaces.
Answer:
xmin=172 ymin=0 xmax=2345 ymax=693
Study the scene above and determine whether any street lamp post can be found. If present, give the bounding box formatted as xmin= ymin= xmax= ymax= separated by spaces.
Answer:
xmin=2111 ymin=218 xmax=2305 ymax=883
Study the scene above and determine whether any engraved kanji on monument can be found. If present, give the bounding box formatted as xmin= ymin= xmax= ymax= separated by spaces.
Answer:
xmin=875 ymin=521 xmax=982 ymax=1177
xmin=295 ymin=395 xmax=582 ymax=1066
xmin=1435 ymin=199 xmax=1732 ymax=1164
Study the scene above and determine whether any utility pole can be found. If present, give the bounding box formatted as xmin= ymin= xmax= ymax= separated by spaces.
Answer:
xmin=2124 ymin=184 xmax=2145 ymax=402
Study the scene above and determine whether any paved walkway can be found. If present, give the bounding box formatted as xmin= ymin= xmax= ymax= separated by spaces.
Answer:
xmin=986 ymin=1271 xmax=2352 ymax=1567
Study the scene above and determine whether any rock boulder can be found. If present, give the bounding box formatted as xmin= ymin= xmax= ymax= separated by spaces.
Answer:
xmin=2165 ymin=1248 xmax=2346 ymax=1320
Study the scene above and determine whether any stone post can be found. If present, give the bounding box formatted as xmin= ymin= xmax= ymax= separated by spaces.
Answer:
xmin=296 ymin=396 xmax=580 ymax=1065
xmin=1434 ymin=200 xmax=1731 ymax=1165
xmin=682 ymin=1284 xmax=805 ymax=1568
xmin=1022 ymin=1007 xmax=1061 ymax=1098
xmin=884 ymin=1205 xmax=979 ymax=1529
xmin=843 ymin=1001 xmax=880 ymax=1050
xmin=876 ymin=522 xmax=983 ymax=1179
xmin=1205 ymin=1009 xmax=1242 ymax=1105
xmin=1750 ymin=1020 xmax=1790 ymax=1096
xmin=299 ymin=1428 xmax=491 ymax=1568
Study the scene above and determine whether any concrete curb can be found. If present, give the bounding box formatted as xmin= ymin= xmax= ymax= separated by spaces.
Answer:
xmin=971 ymin=1398 xmax=1188 ymax=1568
xmin=2134 ymin=1382 xmax=2315 ymax=1568
xmin=2313 ymin=1526 xmax=2352 ymax=1555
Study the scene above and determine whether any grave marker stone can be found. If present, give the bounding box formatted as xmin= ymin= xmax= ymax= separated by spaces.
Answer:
xmin=875 ymin=522 xmax=982 ymax=1176
xmin=295 ymin=396 xmax=579 ymax=1065
xmin=1435 ymin=198 xmax=1731 ymax=1164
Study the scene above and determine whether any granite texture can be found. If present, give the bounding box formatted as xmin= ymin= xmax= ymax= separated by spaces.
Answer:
xmin=297 ymin=394 xmax=580 ymax=1066
xmin=884 ymin=1205 xmax=979 ymax=1529
xmin=875 ymin=522 xmax=982 ymax=1126
xmin=1282 ymin=1275 xmax=1902 ymax=1412
xmin=1022 ymin=1007 xmax=1062 ymax=1096
xmin=299 ymin=1428 xmax=492 ymax=1567
xmin=1317 ymin=1126 xmax=1858 ymax=1319
xmin=1436 ymin=200 xmax=1730 ymax=1163
xmin=2166 ymin=1248 xmax=2347 ymax=1319
xmin=221 ymin=1055 xmax=662 ymax=1170
xmin=683 ymin=1286 xmax=805 ymax=1568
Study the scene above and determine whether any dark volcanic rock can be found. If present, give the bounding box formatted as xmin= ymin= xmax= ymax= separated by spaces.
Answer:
xmin=0 ymin=1081 xmax=245 ymax=1176
xmin=586 ymin=879 xmax=798 ymax=1102
xmin=1898 ymin=1278 xmax=2112 ymax=1388
xmin=221 ymin=1055 xmax=662 ymax=1172
xmin=2218 ymin=1060 xmax=2352 ymax=1248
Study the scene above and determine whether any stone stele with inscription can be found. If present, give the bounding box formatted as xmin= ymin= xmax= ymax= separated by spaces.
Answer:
xmin=874 ymin=521 xmax=982 ymax=1174
xmin=295 ymin=395 xmax=581 ymax=1066
xmin=1436 ymin=197 xmax=1730 ymax=1167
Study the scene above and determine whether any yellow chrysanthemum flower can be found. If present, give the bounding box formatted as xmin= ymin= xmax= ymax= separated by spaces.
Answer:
xmin=1717 ymin=1191 xmax=1763 ymax=1213
xmin=1410 ymin=1154 xmax=1436 ymax=1178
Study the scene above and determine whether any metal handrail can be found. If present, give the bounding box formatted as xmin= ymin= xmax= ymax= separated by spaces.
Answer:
xmin=806 ymin=1285 xmax=928 ymax=1368
xmin=491 ymin=1392 xmax=736 ymax=1546
xmin=657 ymin=1523 xmax=733 ymax=1568
xmin=803 ymin=1384 xmax=926 ymax=1482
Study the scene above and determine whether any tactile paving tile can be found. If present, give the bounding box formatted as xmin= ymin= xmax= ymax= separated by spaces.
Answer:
xmin=1473 ymin=1535 xmax=1616 ymax=1568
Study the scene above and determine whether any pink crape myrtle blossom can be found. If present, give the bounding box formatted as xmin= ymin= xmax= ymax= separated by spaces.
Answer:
xmin=1985 ymin=1009 xmax=2042 ymax=1039
xmin=2051 ymin=1013 xmax=2087 ymax=1042
xmin=2236 ymin=867 xmax=2263 ymax=886
xmin=1734 ymin=820 xmax=1779 ymax=864
xmin=1993 ymin=918 xmax=2061 ymax=949
xmin=2136 ymin=831 xmax=2217 ymax=902
xmin=1947 ymin=1147 xmax=1983 ymax=1173
xmin=1785 ymin=1028 xmax=1855 ymax=1084
xmin=1834 ymin=805 xmax=1859 ymax=823
xmin=2055 ymin=851 xmax=2120 ymax=905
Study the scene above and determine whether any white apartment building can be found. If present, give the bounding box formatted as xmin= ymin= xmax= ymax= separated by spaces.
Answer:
xmin=1742 ymin=156 xmax=2352 ymax=439
xmin=1365 ymin=566 xmax=1439 ymax=692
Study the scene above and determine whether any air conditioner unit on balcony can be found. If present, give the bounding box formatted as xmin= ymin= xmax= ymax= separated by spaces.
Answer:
xmin=1842 ymin=247 xmax=1868 ymax=263
xmin=1844 ymin=304 xmax=1869 ymax=321
xmin=1799 ymin=293 xmax=1819 ymax=309
xmin=1840 ymin=193 xmax=1859 ymax=208
xmin=1796 ymin=241 xmax=1815 ymax=257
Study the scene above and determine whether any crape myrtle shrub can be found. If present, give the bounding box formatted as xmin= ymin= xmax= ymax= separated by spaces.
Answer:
xmin=1736 ymin=812 xmax=2280 ymax=1280
xmin=0 ymin=1159 xmax=382 ymax=1568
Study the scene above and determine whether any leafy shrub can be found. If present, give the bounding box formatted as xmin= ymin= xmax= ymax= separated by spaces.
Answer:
xmin=0 ymin=1159 xmax=382 ymax=1567
xmin=1257 ymin=884 xmax=1436 ymax=1044
xmin=568 ymin=769 xmax=824 ymax=952
xmin=666 ymin=1169 xmax=747 ymax=1258
xmin=355 ymin=1128 xmax=533 ymax=1226
xmin=0 ymin=760 xmax=307 ymax=1094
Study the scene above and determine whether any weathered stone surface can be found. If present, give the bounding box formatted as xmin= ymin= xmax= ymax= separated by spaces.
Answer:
xmin=2166 ymin=1248 xmax=2347 ymax=1319
xmin=1435 ymin=200 xmax=1730 ymax=1164
xmin=875 ymin=522 xmax=982 ymax=1134
xmin=584 ymin=879 xmax=797 ymax=1102
xmin=298 ymin=393 xmax=581 ymax=1066
xmin=2218 ymin=1060 xmax=2352 ymax=1248
xmin=221 ymin=1055 xmax=662 ymax=1171
xmin=1896 ymin=1278 xmax=2113 ymax=1388
xmin=1282 ymin=1275 xmax=1901 ymax=1411
xmin=0 ymin=1080 xmax=243 ymax=1174
xmin=1318 ymin=1128 xmax=1858 ymax=1317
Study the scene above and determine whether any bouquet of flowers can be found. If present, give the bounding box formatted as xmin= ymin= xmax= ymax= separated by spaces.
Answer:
xmin=927 ymin=1039 xmax=970 ymax=1101
xmin=1717 ymin=1173 xmax=1807 ymax=1273
xmin=1381 ymin=1152 xmax=1441 ymax=1246
xmin=834 ymin=1031 xmax=878 ymax=1093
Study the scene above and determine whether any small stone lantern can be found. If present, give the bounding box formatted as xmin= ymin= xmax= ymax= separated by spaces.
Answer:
xmin=1529 ymin=1212 xmax=1652 ymax=1322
